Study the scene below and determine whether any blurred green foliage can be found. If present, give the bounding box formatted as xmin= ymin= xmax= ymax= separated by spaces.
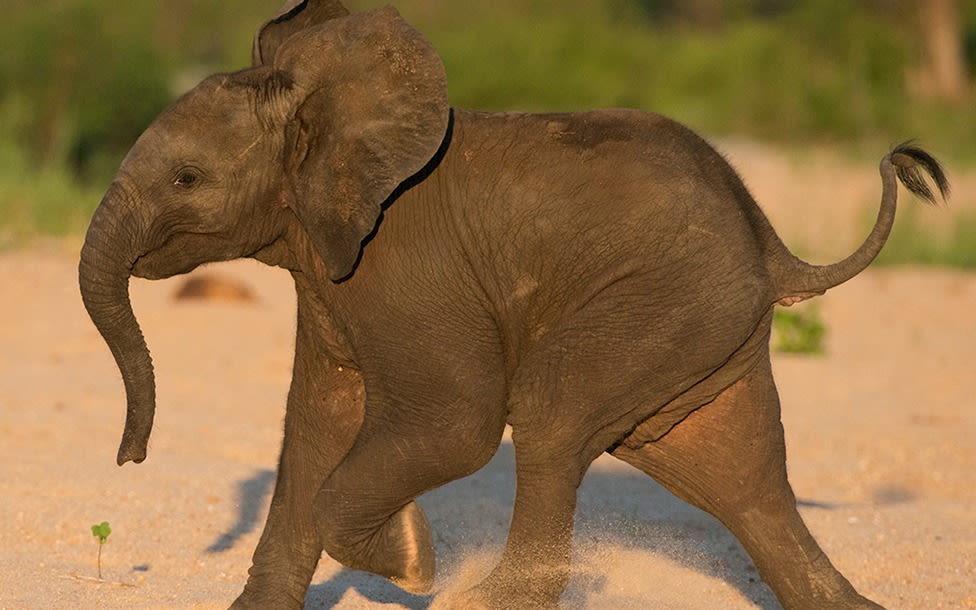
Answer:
xmin=1 ymin=0 xmax=973 ymax=244
xmin=875 ymin=206 xmax=976 ymax=268
xmin=386 ymin=0 xmax=975 ymax=153
xmin=773 ymin=305 xmax=826 ymax=355
xmin=0 ymin=0 xmax=272 ymax=180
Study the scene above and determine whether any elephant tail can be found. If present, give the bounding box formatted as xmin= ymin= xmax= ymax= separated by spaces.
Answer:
xmin=770 ymin=143 xmax=949 ymax=306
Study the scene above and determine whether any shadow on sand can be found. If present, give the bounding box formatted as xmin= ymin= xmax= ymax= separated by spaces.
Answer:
xmin=205 ymin=469 xmax=277 ymax=554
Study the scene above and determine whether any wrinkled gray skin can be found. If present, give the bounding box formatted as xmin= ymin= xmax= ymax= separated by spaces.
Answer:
xmin=79 ymin=1 xmax=950 ymax=608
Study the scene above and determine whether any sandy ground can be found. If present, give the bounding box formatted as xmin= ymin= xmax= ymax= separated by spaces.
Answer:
xmin=1 ymin=146 xmax=975 ymax=609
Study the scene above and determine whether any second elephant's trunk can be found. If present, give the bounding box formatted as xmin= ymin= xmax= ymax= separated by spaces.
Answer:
xmin=78 ymin=183 xmax=156 ymax=465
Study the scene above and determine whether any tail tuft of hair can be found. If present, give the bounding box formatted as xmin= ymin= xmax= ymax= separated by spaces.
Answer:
xmin=889 ymin=142 xmax=950 ymax=206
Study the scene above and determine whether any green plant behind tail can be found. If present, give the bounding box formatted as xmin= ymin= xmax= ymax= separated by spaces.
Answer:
xmin=773 ymin=307 xmax=826 ymax=355
xmin=875 ymin=206 xmax=976 ymax=269
xmin=91 ymin=521 xmax=111 ymax=580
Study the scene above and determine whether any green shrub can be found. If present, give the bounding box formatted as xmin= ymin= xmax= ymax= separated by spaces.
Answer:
xmin=1 ymin=0 xmax=974 ymax=241
xmin=773 ymin=306 xmax=826 ymax=355
xmin=0 ymin=1 xmax=173 ymax=182
xmin=876 ymin=206 xmax=976 ymax=269
xmin=0 ymin=140 xmax=100 ymax=247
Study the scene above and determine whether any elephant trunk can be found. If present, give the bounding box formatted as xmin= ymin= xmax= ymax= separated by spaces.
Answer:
xmin=78 ymin=183 xmax=156 ymax=466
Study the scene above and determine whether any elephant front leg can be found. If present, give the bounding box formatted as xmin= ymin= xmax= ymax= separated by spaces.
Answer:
xmin=313 ymin=392 xmax=508 ymax=598
xmin=316 ymin=491 xmax=437 ymax=595
xmin=232 ymin=353 xmax=365 ymax=609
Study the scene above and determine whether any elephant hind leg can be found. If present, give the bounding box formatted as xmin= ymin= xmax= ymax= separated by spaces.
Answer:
xmin=437 ymin=428 xmax=586 ymax=610
xmin=612 ymin=359 xmax=884 ymax=610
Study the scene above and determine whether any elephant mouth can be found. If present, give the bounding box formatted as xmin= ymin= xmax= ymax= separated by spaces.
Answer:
xmin=131 ymin=231 xmax=268 ymax=281
xmin=131 ymin=237 xmax=208 ymax=280
xmin=132 ymin=253 xmax=200 ymax=281
xmin=130 ymin=230 xmax=227 ymax=280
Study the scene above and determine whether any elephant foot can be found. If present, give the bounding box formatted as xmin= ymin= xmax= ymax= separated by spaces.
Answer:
xmin=796 ymin=595 xmax=885 ymax=610
xmin=432 ymin=562 xmax=564 ymax=610
xmin=228 ymin=568 xmax=310 ymax=610
xmin=432 ymin=583 xmax=559 ymax=610
xmin=229 ymin=587 xmax=304 ymax=610
xmin=379 ymin=501 xmax=436 ymax=594
xmin=816 ymin=592 xmax=886 ymax=610
xmin=429 ymin=587 xmax=492 ymax=610
xmin=321 ymin=500 xmax=435 ymax=595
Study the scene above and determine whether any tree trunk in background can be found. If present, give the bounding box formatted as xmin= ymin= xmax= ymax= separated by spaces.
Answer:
xmin=918 ymin=0 xmax=968 ymax=101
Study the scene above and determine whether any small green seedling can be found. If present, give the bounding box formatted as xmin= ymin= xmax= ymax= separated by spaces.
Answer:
xmin=773 ymin=307 xmax=826 ymax=355
xmin=91 ymin=521 xmax=112 ymax=579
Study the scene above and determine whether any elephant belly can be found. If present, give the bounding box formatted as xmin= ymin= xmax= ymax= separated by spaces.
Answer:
xmin=505 ymin=263 xmax=773 ymax=457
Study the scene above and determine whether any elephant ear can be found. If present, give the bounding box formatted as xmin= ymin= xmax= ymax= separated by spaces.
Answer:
xmin=275 ymin=7 xmax=450 ymax=281
xmin=252 ymin=0 xmax=350 ymax=66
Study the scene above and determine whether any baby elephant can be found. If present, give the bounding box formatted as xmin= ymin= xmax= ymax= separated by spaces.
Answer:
xmin=79 ymin=0 xmax=948 ymax=608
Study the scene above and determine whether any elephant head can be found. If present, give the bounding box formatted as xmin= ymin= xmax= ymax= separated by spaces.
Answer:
xmin=79 ymin=0 xmax=450 ymax=465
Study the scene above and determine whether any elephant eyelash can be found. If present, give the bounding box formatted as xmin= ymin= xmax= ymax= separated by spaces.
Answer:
xmin=173 ymin=169 xmax=202 ymax=188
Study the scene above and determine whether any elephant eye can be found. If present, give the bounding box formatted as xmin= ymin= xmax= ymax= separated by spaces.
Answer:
xmin=173 ymin=169 xmax=200 ymax=188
